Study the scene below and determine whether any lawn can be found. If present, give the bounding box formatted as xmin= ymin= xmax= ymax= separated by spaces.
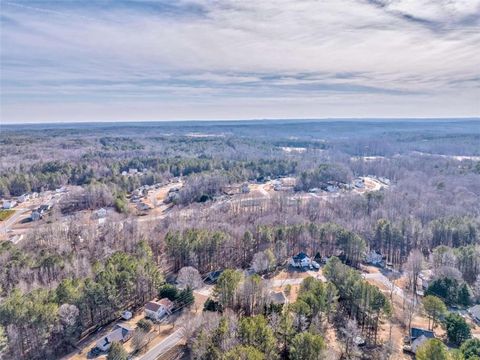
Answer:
xmin=0 ymin=209 xmax=15 ymax=221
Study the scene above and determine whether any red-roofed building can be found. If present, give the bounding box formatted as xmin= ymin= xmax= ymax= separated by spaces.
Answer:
xmin=144 ymin=298 xmax=174 ymax=321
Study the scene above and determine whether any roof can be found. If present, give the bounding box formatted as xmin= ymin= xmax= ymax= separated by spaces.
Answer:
xmin=206 ymin=270 xmax=223 ymax=281
xmin=293 ymin=252 xmax=309 ymax=261
xmin=158 ymin=298 xmax=174 ymax=309
xmin=97 ymin=324 xmax=132 ymax=348
xmin=410 ymin=328 xmax=435 ymax=340
xmin=411 ymin=335 xmax=430 ymax=353
xmin=270 ymin=291 xmax=287 ymax=304
xmin=469 ymin=304 xmax=480 ymax=319
xmin=145 ymin=298 xmax=173 ymax=312
xmin=145 ymin=301 xmax=162 ymax=312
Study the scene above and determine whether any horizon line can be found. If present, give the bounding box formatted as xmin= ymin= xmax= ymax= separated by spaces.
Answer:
xmin=2 ymin=116 xmax=480 ymax=126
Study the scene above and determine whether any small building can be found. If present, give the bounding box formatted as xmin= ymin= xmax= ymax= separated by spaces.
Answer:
xmin=3 ymin=200 xmax=17 ymax=209
xmin=18 ymin=194 xmax=30 ymax=203
xmin=128 ymin=168 xmax=138 ymax=175
xmin=241 ymin=183 xmax=250 ymax=194
xmin=38 ymin=204 xmax=51 ymax=213
xmin=31 ymin=210 xmax=41 ymax=221
xmin=354 ymin=179 xmax=365 ymax=188
xmin=290 ymin=252 xmax=311 ymax=268
xmin=411 ymin=335 xmax=430 ymax=353
xmin=270 ymin=291 xmax=288 ymax=305
xmin=96 ymin=324 xmax=133 ymax=352
xmin=326 ymin=185 xmax=339 ymax=193
xmin=205 ymin=270 xmax=223 ymax=284
xmin=468 ymin=305 xmax=480 ymax=323
xmin=410 ymin=327 xmax=435 ymax=342
xmin=144 ymin=299 xmax=174 ymax=321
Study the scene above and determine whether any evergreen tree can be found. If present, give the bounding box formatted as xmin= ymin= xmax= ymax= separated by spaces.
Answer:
xmin=444 ymin=313 xmax=472 ymax=346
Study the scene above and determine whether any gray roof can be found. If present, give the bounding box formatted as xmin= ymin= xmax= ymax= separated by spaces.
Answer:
xmin=270 ymin=291 xmax=287 ymax=304
xmin=469 ymin=304 xmax=480 ymax=319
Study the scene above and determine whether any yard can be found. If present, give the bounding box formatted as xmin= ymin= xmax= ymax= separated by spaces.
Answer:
xmin=0 ymin=209 xmax=15 ymax=221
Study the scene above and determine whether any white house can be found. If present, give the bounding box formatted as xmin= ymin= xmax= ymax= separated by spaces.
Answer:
xmin=290 ymin=252 xmax=311 ymax=268
xmin=96 ymin=324 xmax=133 ymax=352
xmin=144 ymin=299 xmax=174 ymax=321
xmin=3 ymin=200 xmax=17 ymax=209
xmin=18 ymin=194 xmax=30 ymax=203
xmin=354 ymin=179 xmax=365 ymax=188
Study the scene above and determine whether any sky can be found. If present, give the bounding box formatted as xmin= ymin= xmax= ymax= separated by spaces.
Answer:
xmin=0 ymin=0 xmax=479 ymax=123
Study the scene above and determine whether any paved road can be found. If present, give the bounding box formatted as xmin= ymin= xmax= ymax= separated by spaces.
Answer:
xmin=0 ymin=208 xmax=28 ymax=233
xmin=362 ymin=272 xmax=406 ymax=300
xmin=138 ymin=285 xmax=213 ymax=360
xmin=139 ymin=329 xmax=184 ymax=360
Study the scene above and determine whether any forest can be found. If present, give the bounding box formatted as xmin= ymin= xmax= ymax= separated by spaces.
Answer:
xmin=0 ymin=119 xmax=479 ymax=360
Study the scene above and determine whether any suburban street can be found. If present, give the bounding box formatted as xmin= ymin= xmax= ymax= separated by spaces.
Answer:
xmin=138 ymin=329 xmax=183 ymax=360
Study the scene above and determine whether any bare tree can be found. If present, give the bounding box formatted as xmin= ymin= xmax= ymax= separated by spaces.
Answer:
xmin=177 ymin=266 xmax=203 ymax=290
xmin=404 ymin=249 xmax=424 ymax=298
xmin=341 ymin=319 xmax=361 ymax=359
xmin=251 ymin=249 xmax=276 ymax=274
xmin=132 ymin=329 xmax=149 ymax=353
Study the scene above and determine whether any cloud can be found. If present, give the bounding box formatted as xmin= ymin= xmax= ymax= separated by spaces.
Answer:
xmin=0 ymin=0 xmax=479 ymax=122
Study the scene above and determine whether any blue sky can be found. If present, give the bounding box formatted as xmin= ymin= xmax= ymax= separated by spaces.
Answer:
xmin=1 ymin=0 xmax=479 ymax=123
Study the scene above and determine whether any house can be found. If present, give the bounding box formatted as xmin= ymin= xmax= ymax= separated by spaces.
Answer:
xmin=270 ymin=291 xmax=288 ymax=305
xmin=144 ymin=298 xmax=174 ymax=321
xmin=95 ymin=208 xmax=107 ymax=219
xmin=241 ymin=183 xmax=250 ymax=194
xmin=18 ymin=194 xmax=30 ymax=203
xmin=31 ymin=210 xmax=41 ymax=221
xmin=205 ymin=270 xmax=223 ymax=284
xmin=96 ymin=324 xmax=133 ymax=352
xmin=410 ymin=327 xmax=435 ymax=342
xmin=468 ymin=305 xmax=480 ymax=323
xmin=354 ymin=178 xmax=365 ymax=188
xmin=290 ymin=252 xmax=311 ymax=268
xmin=411 ymin=335 xmax=430 ymax=353
xmin=365 ymin=250 xmax=384 ymax=267
xmin=128 ymin=168 xmax=138 ymax=175
xmin=38 ymin=204 xmax=51 ymax=213
xmin=137 ymin=202 xmax=151 ymax=211
xmin=3 ymin=200 xmax=17 ymax=209
xmin=326 ymin=185 xmax=339 ymax=193
xmin=419 ymin=270 xmax=433 ymax=290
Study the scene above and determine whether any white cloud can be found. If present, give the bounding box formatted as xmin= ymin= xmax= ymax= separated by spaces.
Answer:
xmin=0 ymin=0 xmax=479 ymax=122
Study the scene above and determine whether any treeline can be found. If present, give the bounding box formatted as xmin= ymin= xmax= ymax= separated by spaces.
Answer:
xmin=0 ymin=242 xmax=162 ymax=359
xmin=0 ymin=157 xmax=298 ymax=197
xmin=164 ymin=223 xmax=367 ymax=274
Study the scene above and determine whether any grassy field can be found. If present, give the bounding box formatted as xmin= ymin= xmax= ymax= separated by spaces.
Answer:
xmin=0 ymin=209 xmax=15 ymax=221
